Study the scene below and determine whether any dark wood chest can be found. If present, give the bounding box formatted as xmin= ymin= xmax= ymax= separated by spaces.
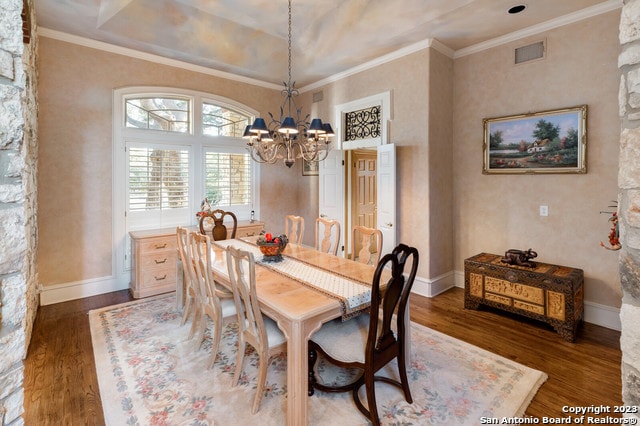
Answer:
xmin=464 ymin=253 xmax=584 ymax=342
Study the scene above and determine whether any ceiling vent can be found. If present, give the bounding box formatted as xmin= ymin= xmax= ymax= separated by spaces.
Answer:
xmin=312 ymin=91 xmax=324 ymax=103
xmin=515 ymin=40 xmax=545 ymax=65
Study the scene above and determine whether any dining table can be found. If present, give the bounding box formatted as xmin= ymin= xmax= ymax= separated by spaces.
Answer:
xmin=206 ymin=236 xmax=396 ymax=426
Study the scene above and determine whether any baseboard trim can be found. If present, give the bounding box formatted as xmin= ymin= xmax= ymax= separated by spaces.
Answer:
xmin=411 ymin=271 xmax=455 ymax=298
xmin=39 ymin=276 xmax=129 ymax=306
xmin=584 ymin=300 xmax=621 ymax=331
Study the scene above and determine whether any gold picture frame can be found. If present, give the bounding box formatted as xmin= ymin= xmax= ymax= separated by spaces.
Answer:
xmin=302 ymin=159 xmax=319 ymax=176
xmin=483 ymin=105 xmax=587 ymax=174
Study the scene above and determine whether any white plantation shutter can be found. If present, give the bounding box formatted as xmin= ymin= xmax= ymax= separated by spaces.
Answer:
xmin=126 ymin=144 xmax=191 ymax=233
xmin=204 ymin=149 xmax=252 ymax=208
xmin=128 ymin=146 xmax=190 ymax=212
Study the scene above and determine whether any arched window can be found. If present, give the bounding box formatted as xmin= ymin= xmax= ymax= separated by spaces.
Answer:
xmin=113 ymin=87 xmax=260 ymax=275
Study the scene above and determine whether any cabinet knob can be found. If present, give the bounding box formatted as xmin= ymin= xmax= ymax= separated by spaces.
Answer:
xmin=154 ymin=274 xmax=167 ymax=281
xmin=155 ymin=258 xmax=167 ymax=264
xmin=154 ymin=243 xmax=167 ymax=249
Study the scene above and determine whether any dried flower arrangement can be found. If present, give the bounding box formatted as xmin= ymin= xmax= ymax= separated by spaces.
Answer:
xmin=600 ymin=201 xmax=620 ymax=251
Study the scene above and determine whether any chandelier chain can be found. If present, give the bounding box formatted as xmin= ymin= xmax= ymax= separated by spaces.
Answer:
xmin=287 ymin=0 xmax=292 ymax=88
xmin=243 ymin=0 xmax=333 ymax=168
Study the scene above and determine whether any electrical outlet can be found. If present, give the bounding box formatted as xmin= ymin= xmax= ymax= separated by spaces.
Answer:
xmin=540 ymin=205 xmax=549 ymax=217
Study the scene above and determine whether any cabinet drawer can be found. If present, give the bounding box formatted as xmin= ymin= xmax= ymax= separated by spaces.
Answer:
xmin=140 ymin=252 xmax=177 ymax=270
xmin=513 ymin=299 xmax=545 ymax=315
xmin=140 ymin=236 xmax=177 ymax=253
xmin=484 ymin=292 xmax=512 ymax=306
xmin=484 ymin=276 xmax=544 ymax=304
xmin=141 ymin=267 xmax=177 ymax=289
xmin=236 ymin=224 xmax=264 ymax=237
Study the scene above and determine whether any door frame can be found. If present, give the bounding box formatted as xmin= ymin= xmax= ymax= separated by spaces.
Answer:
xmin=320 ymin=91 xmax=395 ymax=258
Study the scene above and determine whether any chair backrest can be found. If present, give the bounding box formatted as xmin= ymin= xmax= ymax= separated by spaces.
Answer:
xmin=190 ymin=232 xmax=227 ymax=309
xmin=176 ymin=226 xmax=192 ymax=285
xmin=315 ymin=217 xmax=340 ymax=255
xmin=179 ymin=229 xmax=203 ymax=298
xmin=226 ymin=245 xmax=267 ymax=348
xmin=351 ymin=225 xmax=382 ymax=265
xmin=176 ymin=226 xmax=189 ymax=271
xmin=367 ymin=244 xmax=419 ymax=370
xmin=285 ymin=215 xmax=305 ymax=245
xmin=199 ymin=209 xmax=238 ymax=241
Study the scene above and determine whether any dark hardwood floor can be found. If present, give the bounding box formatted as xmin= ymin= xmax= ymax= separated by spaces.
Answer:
xmin=23 ymin=290 xmax=133 ymax=425
xmin=23 ymin=287 xmax=622 ymax=424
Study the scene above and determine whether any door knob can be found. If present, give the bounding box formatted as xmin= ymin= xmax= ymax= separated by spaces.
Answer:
xmin=386 ymin=223 xmax=393 ymax=227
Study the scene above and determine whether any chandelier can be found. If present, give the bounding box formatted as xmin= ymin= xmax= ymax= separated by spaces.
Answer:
xmin=242 ymin=0 xmax=334 ymax=168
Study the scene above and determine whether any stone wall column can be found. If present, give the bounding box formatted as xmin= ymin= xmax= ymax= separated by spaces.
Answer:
xmin=0 ymin=0 xmax=39 ymax=424
xmin=619 ymin=0 xmax=640 ymax=417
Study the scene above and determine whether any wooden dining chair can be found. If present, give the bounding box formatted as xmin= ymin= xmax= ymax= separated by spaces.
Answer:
xmin=199 ymin=209 xmax=238 ymax=241
xmin=315 ymin=217 xmax=340 ymax=255
xmin=285 ymin=214 xmax=304 ymax=245
xmin=351 ymin=225 xmax=382 ymax=265
xmin=226 ymin=245 xmax=287 ymax=414
xmin=176 ymin=226 xmax=198 ymax=330
xmin=190 ymin=232 xmax=238 ymax=368
xmin=179 ymin=228 xmax=212 ymax=344
xmin=308 ymin=244 xmax=419 ymax=425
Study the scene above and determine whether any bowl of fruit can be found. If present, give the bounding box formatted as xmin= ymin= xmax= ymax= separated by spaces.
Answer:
xmin=256 ymin=233 xmax=289 ymax=262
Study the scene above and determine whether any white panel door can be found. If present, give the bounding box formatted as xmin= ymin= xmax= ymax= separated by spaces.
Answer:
xmin=377 ymin=143 xmax=396 ymax=256
xmin=319 ymin=150 xmax=345 ymax=255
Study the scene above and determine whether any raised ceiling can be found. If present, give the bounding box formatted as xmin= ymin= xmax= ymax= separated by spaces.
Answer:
xmin=35 ymin=0 xmax=618 ymax=88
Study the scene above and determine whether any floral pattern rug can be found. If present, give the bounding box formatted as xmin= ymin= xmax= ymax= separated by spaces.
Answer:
xmin=89 ymin=294 xmax=547 ymax=425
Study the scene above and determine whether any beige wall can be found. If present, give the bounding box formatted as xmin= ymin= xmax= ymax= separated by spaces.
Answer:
xmin=452 ymin=11 xmax=621 ymax=307
xmin=37 ymin=37 xmax=298 ymax=287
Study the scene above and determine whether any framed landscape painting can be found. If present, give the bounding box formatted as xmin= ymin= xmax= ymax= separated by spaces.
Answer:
xmin=302 ymin=159 xmax=319 ymax=176
xmin=483 ymin=105 xmax=587 ymax=174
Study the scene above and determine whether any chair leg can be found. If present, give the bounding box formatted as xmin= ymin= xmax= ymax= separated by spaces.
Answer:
xmin=181 ymin=295 xmax=192 ymax=326
xmin=207 ymin=321 xmax=223 ymax=369
xmin=364 ymin=374 xmax=380 ymax=426
xmin=195 ymin=308 xmax=207 ymax=350
xmin=232 ymin=337 xmax=245 ymax=386
xmin=308 ymin=346 xmax=317 ymax=396
xmin=252 ymin=350 xmax=269 ymax=414
xmin=397 ymin=346 xmax=413 ymax=403
xmin=188 ymin=304 xmax=200 ymax=341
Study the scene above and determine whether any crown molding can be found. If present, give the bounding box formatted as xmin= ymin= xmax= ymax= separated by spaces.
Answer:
xmin=454 ymin=0 xmax=623 ymax=59
xmin=301 ymin=39 xmax=441 ymax=93
xmin=37 ymin=27 xmax=283 ymax=91
xmin=431 ymin=39 xmax=456 ymax=58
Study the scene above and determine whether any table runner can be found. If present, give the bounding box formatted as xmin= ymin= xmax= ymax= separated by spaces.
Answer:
xmin=214 ymin=239 xmax=372 ymax=319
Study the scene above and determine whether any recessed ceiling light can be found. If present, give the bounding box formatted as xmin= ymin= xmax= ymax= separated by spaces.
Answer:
xmin=508 ymin=5 xmax=527 ymax=14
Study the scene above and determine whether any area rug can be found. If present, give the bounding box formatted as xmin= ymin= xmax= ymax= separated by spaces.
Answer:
xmin=89 ymin=294 xmax=547 ymax=425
